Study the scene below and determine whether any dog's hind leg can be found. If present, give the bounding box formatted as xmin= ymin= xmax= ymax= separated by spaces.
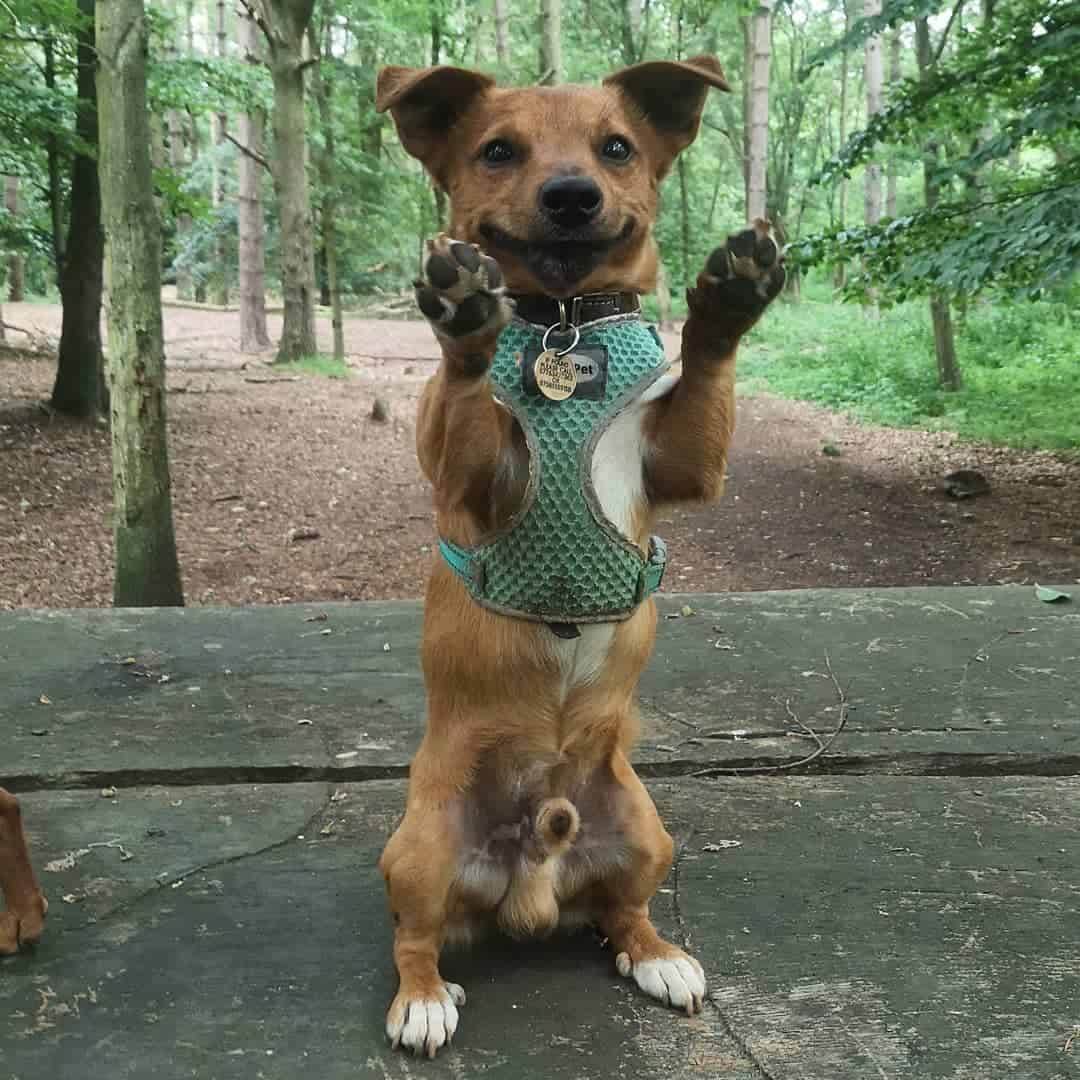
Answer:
xmin=593 ymin=753 xmax=706 ymax=1016
xmin=379 ymin=742 xmax=472 ymax=1057
xmin=0 ymin=788 xmax=47 ymax=955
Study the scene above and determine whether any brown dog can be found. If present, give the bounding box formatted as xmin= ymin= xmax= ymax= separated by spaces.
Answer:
xmin=0 ymin=788 xmax=47 ymax=955
xmin=375 ymin=56 xmax=784 ymax=1055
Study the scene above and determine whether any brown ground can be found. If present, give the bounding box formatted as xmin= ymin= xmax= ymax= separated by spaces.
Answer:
xmin=1 ymin=300 xmax=1077 ymax=610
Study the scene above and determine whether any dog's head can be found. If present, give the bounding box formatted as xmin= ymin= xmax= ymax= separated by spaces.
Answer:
xmin=376 ymin=58 xmax=729 ymax=298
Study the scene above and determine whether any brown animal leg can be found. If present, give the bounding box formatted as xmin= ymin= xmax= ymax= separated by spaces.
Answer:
xmin=0 ymin=788 xmax=47 ymax=955
xmin=413 ymin=235 xmax=519 ymax=535
xmin=379 ymin=743 xmax=470 ymax=1057
xmin=645 ymin=220 xmax=785 ymax=504
xmin=595 ymin=753 xmax=705 ymax=1015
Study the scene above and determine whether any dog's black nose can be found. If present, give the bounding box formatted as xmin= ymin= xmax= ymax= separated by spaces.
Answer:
xmin=539 ymin=176 xmax=603 ymax=227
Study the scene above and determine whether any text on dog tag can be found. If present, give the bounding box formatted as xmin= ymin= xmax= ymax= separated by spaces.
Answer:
xmin=534 ymin=349 xmax=578 ymax=401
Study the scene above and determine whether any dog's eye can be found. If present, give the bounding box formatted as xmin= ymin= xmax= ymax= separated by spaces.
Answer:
xmin=601 ymin=136 xmax=634 ymax=162
xmin=482 ymin=139 xmax=516 ymax=165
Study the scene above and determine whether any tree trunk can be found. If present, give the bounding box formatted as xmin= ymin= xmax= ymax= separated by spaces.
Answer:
xmin=863 ymin=0 xmax=883 ymax=227
xmin=210 ymin=0 xmax=229 ymax=306
xmin=677 ymin=153 xmax=690 ymax=286
xmin=745 ymin=0 xmax=772 ymax=222
xmin=539 ymin=0 xmax=562 ymax=85
xmin=833 ymin=0 xmax=849 ymax=287
xmin=310 ymin=21 xmax=345 ymax=364
xmin=97 ymin=0 xmax=184 ymax=606
xmin=168 ymin=0 xmax=193 ymax=300
xmin=5 ymin=178 xmax=24 ymax=302
xmin=237 ymin=9 xmax=270 ymax=351
xmin=621 ymin=0 xmax=642 ymax=64
xmin=261 ymin=0 xmax=318 ymax=364
xmin=915 ymin=17 xmax=961 ymax=391
xmin=43 ymin=36 xmax=66 ymax=282
xmin=885 ymin=28 xmax=900 ymax=218
xmin=51 ymin=0 xmax=107 ymax=419
xmin=493 ymin=0 xmax=510 ymax=64
xmin=655 ymin=259 xmax=672 ymax=331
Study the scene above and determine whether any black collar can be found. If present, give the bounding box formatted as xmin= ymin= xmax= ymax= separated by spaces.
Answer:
xmin=509 ymin=291 xmax=641 ymax=328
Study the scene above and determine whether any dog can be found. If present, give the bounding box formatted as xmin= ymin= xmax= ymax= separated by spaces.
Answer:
xmin=375 ymin=55 xmax=785 ymax=1056
xmin=0 ymin=788 xmax=47 ymax=955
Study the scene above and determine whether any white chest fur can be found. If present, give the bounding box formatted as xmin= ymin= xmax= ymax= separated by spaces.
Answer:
xmin=546 ymin=371 xmax=679 ymax=697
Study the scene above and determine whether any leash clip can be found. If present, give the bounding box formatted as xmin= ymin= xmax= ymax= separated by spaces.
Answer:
xmin=541 ymin=319 xmax=581 ymax=357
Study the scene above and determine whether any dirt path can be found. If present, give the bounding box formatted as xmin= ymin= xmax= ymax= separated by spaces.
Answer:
xmin=1 ymin=302 xmax=1077 ymax=609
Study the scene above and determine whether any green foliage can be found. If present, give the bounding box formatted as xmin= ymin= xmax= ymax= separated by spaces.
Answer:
xmin=282 ymin=354 xmax=352 ymax=379
xmin=740 ymin=283 xmax=1080 ymax=451
xmin=800 ymin=0 xmax=1080 ymax=300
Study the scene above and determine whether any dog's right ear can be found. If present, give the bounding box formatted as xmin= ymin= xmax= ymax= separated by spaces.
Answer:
xmin=376 ymin=66 xmax=495 ymax=186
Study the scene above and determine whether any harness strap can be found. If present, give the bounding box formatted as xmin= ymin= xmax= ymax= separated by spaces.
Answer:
xmin=438 ymin=533 xmax=667 ymax=608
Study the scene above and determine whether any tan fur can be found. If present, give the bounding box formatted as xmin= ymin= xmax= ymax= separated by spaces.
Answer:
xmin=375 ymin=57 xmax=779 ymax=1052
xmin=0 ymin=788 xmax=47 ymax=955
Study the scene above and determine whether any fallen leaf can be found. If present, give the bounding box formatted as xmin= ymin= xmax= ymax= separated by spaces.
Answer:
xmin=38 ymin=694 xmax=52 ymax=705
xmin=100 ymin=787 xmax=117 ymax=799
xmin=1035 ymin=584 xmax=1071 ymax=603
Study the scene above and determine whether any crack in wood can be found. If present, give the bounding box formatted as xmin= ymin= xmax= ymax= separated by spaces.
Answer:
xmin=6 ymin=751 xmax=1080 ymax=795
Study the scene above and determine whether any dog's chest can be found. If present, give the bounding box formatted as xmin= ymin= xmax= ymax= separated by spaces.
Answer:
xmin=545 ymin=371 xmax=678 ymax=694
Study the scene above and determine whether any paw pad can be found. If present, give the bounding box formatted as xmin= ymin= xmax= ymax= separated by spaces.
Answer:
xmin=415 ymin=235 xmax=512 ymax=339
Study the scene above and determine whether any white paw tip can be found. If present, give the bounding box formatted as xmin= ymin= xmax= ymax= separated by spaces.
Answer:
xmin=616 ymin=951 xmax=633 ymax=977
xmin=625 ymin=955 xmax=707 ymax=1016
xmin=386 ymin=991 xmax=461 ymax=1057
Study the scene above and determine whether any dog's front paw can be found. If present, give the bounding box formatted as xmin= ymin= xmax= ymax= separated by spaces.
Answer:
xmin=0 ymin=894 xmax=47 ymax=955
xmin=386 ymin=981 xmax=466 ymax=1057
xmin=415 ymin=235 xmax=513 ymax=343
xmin=616 ymin=949 xmax=706 ymax=1016
xmin=688 ymin=220 xmax=785 ymax=337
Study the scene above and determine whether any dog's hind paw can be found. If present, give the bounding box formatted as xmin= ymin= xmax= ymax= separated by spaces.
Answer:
xmin=616 ymin=949 xmax=706 ymax=1016
xmin=386 ymin=981 xmax=466 ymax=1057
xmin=415 ymin=234 xmax=513 ymax=343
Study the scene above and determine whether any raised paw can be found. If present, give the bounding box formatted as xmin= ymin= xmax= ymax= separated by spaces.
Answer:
xmin=616 ymin=949 xmax=706 ymax=1016
xmin=693 ymin=219 xmax=786 ymax=323
xmin=415 ymin=234 xmax=513 ymax=342
xmin=386 ymin=981 xmax=466 ymax=1057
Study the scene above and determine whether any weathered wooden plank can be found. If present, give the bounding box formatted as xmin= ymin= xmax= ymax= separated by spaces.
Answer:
xmin=3 ymin=776 xmax=1077 ymax=1078
xmin=3 ymin=587 xmax=1077 ymax=788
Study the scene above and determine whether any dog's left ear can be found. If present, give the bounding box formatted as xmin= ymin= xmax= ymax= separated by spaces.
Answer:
xmin=376 ymin=65 xmax=495 ymax=188
xmin=604 ymin=55 xmax=729 ymax=171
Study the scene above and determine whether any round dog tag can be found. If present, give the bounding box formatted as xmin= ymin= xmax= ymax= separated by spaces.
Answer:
xmin=534 ymin=349 xmax=577 ymax=401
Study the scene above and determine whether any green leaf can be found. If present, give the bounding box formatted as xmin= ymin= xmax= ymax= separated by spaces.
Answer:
xmin=1034 ymin=584 xmax=1072 ymax=603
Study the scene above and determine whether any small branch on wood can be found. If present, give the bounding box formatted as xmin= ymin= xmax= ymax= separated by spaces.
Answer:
xmin=224 ymin=131 xmax=272 ymax=174
xmin=691 ymin=651 xmax=850 ymax=777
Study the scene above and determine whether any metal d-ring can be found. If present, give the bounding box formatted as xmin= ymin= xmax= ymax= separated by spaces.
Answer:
xmin=541 ymin=321 xmax=580 ymax=356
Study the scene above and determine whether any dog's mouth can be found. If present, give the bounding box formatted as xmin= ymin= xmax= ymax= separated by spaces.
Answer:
xmin=479 ymin=220 xmax=636 ymax=294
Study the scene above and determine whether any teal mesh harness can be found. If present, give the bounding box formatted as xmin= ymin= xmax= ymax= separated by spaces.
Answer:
xmin=438 ymin=313 xmax=671 ymax=624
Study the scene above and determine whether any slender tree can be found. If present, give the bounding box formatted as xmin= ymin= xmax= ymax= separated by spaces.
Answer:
xmin=51 ymin=0 xmax=107 ymax=419
xmin=539 ymin=0 xmax=562 ymax=84
xmin=493 ymin=0 xmax=510 ymax=64
xmin=745 ymin=0 xmax=773 ymax=222
xmin=236 ymin=8 xmax=271 ymax=350
xmin=885 ymin=28 xmax=900 ymax=218
xmin=97 ymin=0 xmax=184 ymax=605
xmin=310 ymin=14 xmax=344 ymax=363
xmin=4 ymin=178 xmax=24 ymax=302
xmin=210 ymin=0 xmax=229 ymax=306
xmin=915 ymin=15 xmax=960 ymax=390
xmin=863 ymin=0 xmax=883 ymax=227
xmin=248 ymin=0 xmax=318 ymax=364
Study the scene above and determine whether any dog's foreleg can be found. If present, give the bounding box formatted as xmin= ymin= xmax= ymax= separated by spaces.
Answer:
xmin=645 ymin=221 xmax=785 ymax=505
xmin=413 ymin=236 xmax=517 ymax=532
